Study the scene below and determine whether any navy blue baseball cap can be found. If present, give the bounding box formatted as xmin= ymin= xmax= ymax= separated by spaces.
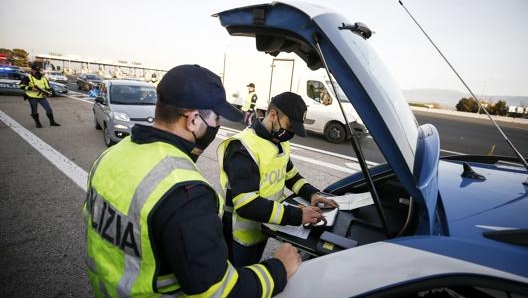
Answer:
xmin=157 ymin=64 xmax=243 ymax=122
xmin=271 ymin=92 xmax=307 ymax=137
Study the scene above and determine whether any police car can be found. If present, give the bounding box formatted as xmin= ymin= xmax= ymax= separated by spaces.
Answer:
xmin=215 ymin=3 xmax=528 ymax=297
xmin=0 ymin=65 xmax=26 ymax=95
xmin=0 ymin=65 xmax=68 ymax=97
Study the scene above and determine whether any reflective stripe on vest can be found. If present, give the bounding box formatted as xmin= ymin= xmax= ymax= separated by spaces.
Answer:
xmin=217 ymin=128 xmax=290 ymax=245
xmin=84 ymin=137 xmax=228 ymax=297
xmin=245 ymin=264 xmax=275 ymax=298
xmin=26 ymin=75 xmax=50 ymax=98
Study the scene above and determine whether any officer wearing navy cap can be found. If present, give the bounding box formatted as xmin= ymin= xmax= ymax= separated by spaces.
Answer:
xmin=19 ymin=62 xmax=61 ymax=128
xmin=83 ymin=64 xmax=301 ymax=297
xmin=218 ymin=91 xmax=339 ymax=267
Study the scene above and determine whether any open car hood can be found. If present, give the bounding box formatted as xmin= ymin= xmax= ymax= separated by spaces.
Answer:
xmin=215 ymin=2 xmax=441 ymax=232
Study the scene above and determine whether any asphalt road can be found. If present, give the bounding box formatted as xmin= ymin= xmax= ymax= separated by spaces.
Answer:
xmin=1 ymin=89 xmax=526 ymax=297
xmin=217 ymin=106 xmax=528 ymax=164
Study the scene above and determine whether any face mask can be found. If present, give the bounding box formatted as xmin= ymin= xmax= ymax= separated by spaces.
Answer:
xmin=271 ymin=115 xmax=295 ymax=143
xmin=192 ymin=113 xmax=219 ymax=152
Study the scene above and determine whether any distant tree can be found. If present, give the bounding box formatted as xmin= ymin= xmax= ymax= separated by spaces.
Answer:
xmin=493 ymin=100 xmax=509 ymax=116
xmin=0 ymin=48 xmax=30 ymax=66
xmin=12 ymin=49 xmax=29 ymax=67
xmin=0 ymin=48 xmax=13 ymax=64
xmin=456 ymin=97 xmax=479 ymax=113
xmin=479 ymin=101 xmax=493 ymax=115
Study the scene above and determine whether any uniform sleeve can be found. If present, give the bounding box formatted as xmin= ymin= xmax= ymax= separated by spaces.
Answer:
xmin=284 ymin=159 xmax=319 ymax=201
xmin=249 ymin=94 xmax=257 ymax=110
xmin=224 ymin=142 xmax=302 ymax=226
xmin=151 ymin=183 xmax=287 ymax=297
xmin=19 ymin=76 xmax=31 ymax=90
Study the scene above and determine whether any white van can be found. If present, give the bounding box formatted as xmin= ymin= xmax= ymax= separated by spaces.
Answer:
xmin=292 ymin=70 xmax=367 ymax=143
xmin=224 ymin=54 xmax=367 ymax=143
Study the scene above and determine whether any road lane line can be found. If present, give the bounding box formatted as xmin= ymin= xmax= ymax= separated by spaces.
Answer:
xmin=219 ymin=127 xmax=376 ymax=169
xmin=218 ymin=127 xmax=361 ymax=173
xmin=0 ymin=110 xmax=88 ymax=192
xmin=290 ymin=154 xmax=359 ymax=173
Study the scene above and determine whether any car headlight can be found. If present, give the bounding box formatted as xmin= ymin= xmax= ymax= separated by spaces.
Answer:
xmin=112 ymin=112 xmax=130 ymax=121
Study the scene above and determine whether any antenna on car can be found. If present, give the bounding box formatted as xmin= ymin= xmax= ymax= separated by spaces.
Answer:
xmin=398 ymin=0 xmax=528 ymax=173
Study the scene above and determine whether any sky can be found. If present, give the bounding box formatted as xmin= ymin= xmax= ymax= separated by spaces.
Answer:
xmin=1 ymin=0 xmax=527 ymax=96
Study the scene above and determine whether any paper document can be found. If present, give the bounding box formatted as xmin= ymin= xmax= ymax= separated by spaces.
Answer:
xmin=263 ymin=223 xmax=311 ymax=239
xmin=263 ymin=201 xmax=311 ymax=239
xmin=292 ymin=197 xmax=338 ymax=226
xmin=331 ymin=192 xmax=374 ymax=210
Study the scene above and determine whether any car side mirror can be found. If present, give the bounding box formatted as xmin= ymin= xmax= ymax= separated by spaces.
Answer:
xmin=95 ymin=96 xmax=104 ymax=104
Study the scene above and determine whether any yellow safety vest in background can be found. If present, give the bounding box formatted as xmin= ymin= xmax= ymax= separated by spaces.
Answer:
xmin=25 ymin=75 xmax=51 ymax=98
xmin=241 ymin=91 xmax=257 ymax=112
xmin=83 ymin=137 xmax=233 ymax=297
xmin=217 ymin=128 xmax=290 ymax=245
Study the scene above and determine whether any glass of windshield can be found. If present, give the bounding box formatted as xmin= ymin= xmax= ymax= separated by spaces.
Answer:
xmin=86 ymin=74 xmax=101 ymax=80
xmin=110 ymin=85 xmax=157 ymax=105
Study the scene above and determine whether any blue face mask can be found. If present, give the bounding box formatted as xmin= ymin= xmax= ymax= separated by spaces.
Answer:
xmin=271 ymin=115 xmax=295 ymax=143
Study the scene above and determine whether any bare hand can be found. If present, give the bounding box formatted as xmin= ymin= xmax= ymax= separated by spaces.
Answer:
xmin=301 ymin=206 xmax=324 ymax=225
xmin=273 ymin=243 xmax=301 ymax=279
xmin=310 ymin=193 xmax=339 ymax=209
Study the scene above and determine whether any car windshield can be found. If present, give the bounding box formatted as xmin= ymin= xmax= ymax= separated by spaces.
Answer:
xmin=325 ymin=79 xmax=350 ymax=103
xmin=110 ymin=85 xmax=157 ymax=105
xmin=86 ymin=75 xmax=101 ymax=80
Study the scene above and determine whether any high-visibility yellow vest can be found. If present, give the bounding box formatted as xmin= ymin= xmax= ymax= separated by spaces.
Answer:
xmin=241 ymin=91 xmax=257 ymax=112
xmin=25 ymin=75 xmax=51 ymax=98
xmin=217 ymin=128 xmax=291 ymax=245
xmin=83 ymin=137 xmax=239 ymax=297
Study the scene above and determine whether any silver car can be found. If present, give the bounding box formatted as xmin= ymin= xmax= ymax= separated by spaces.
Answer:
xmin=93 ymin=80 xmax=157 ymax=147
xmin=46 ymin=71 xmax=68 ymax=84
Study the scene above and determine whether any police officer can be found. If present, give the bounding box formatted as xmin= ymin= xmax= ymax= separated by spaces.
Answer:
xmin=242 ymin=83 xmax=257 ymax=126
xmin=150 ymin=73 xmax=159 ymax=87
xmin=19 ymin=62 xmax=61 ymax=128
xmin=218 ymin=92 xmax=338 ymax=266
xmin=83 ymin=65 xmax=301 ymax=297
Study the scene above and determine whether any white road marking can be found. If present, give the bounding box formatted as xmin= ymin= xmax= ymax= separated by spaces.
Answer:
xmin=440 ymin=148 xmax=464 ymax=155
xmin=218 ymin=127 xmax=362 ymax=173
xmin=291 ymin=154 xmax=358 ymax=173
xmin=219 ymin=126 xmax=374 ymax=170
xmin=0 ymin=110 xmax=88 ymax=191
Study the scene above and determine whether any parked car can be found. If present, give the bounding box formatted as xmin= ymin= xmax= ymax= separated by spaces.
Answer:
xmin=46 ymin=71 xmax=68 ymax=84
xmin=1 ymin=66 xmax=67 ymax=97
xmin=93 ymin=79 xmax=157 ymax=147
xmin=215 ymin=2 xmax=528 ymax=297
xmin=0 ymin=66 xmax=26 ymax=95
xmin=48 ymin=81 xmax=68 ymax=96
xmin=77 ymin=73 xmax=102 ymax=91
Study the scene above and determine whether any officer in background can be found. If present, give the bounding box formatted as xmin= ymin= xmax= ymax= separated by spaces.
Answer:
xmin=150 ymin=73 xmax=159 ymax=87
xmin=83 ymin=64 xmax=301 ymax=297
xmin=242 ymin=82 xmax=258 ymax=126
xmin=218 ymin=92 xmax=338 ymax=266
xmin=19 ymin=62 xmax=61 ymax=128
